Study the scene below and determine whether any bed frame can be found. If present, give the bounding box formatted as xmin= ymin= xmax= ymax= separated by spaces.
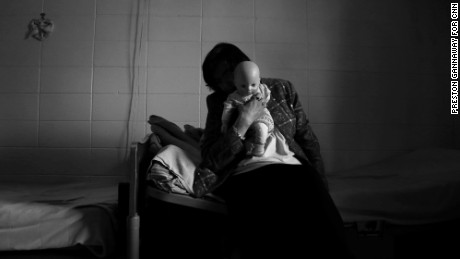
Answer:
xmin=123 ymin=141 xmax=228 ymax=259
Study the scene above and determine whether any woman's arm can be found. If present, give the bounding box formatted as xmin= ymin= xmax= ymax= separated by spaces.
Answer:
xmin=200 ymin=92 xmax=266 ymax=173
xmin=200 ymin=93 xmax=244 ymax=173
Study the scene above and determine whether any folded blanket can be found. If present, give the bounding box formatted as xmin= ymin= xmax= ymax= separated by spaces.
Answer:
xmin=146 ymin=115 xmax=204 ymax=195
xmin=146 ymin=115 xmax=223 ymax=197
xmin=147 ymin=145 xmax=198 ymax=194
xmin=148 ymin=115 xmax=200 ymax=151
xmin=150 ymin=124 xmax=201 ymax=161
xmin=148 ymin=162 xmax=188 ymax=194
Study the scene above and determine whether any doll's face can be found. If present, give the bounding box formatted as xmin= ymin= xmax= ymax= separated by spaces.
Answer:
xmin=234 ymin=61 xmax=261 ymax=97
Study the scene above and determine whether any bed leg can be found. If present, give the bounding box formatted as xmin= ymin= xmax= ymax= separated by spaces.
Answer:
xmin=127 ymin=214 xmax=140 ymax=259
xmin=127 ymin=143 xmax=141 ymax=259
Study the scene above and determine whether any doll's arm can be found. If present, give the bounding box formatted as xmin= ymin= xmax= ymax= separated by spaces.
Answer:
xmin=260 ymin=83 xmax=271 ymax=102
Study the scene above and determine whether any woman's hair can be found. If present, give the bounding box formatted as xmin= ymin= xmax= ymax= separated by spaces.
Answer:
xmin=202 ymin=42 xmax=251 ymax=92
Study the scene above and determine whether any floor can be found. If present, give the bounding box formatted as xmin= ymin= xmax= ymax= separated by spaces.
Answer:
xmin=5 ymin=204 xmax=459 ymax=259
xmin=345 ymin=219 xmax=460 ymax=259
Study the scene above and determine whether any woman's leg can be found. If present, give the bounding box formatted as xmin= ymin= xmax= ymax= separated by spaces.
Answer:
xmin=219 ymin=164 xmax=354 ymax=258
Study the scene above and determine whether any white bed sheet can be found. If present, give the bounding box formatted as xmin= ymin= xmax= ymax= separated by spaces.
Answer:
xmin=0 ymin=178 xmax=118 ymax=257
xmin=328 ymin=148 xmax=460 ymax=225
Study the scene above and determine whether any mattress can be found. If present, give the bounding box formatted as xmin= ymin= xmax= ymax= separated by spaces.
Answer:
xmin=0 ymin=177 xmax=119 ymax=257
xmin=328 ymin=148 xmax=460 ymax=225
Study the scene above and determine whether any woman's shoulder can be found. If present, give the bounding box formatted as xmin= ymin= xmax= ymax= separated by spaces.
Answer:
xmin=261 ymin=78 xmax=296 ymax=97
xmin=261 ymin=77 xmax=290 ymax=86
xmin=261 ymin=78 xmax=295 ymax=89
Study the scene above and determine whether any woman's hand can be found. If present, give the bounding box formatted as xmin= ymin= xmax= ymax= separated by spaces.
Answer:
xmin=239 ymin=95 xmax=266 ymax=122
xmin=233 ymin=95 xmax=267 ymax=136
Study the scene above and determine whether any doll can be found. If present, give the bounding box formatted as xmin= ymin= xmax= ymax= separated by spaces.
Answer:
xmin=221 ymin=61 xmax=274 ymax=156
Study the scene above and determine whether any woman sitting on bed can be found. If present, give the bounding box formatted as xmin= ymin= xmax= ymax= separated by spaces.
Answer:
xmin=195 ymin=42 xmax=355 ymax=259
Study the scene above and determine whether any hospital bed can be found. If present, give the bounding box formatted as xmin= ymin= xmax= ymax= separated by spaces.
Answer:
xmin=124 ymin=116 xmax=460 ymax=259
xmin=0 ymin=176 xmax=120 ymax=258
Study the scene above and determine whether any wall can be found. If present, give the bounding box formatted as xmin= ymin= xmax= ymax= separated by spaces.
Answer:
xmin=0 ymin=0 xmax=456 ymax=180
xmin=308 ymin=0 xmax=457 ymax=171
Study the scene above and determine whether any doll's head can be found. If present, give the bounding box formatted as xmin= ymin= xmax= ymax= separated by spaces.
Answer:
xmin=233 ymin=61 xmax=261 ymax=97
